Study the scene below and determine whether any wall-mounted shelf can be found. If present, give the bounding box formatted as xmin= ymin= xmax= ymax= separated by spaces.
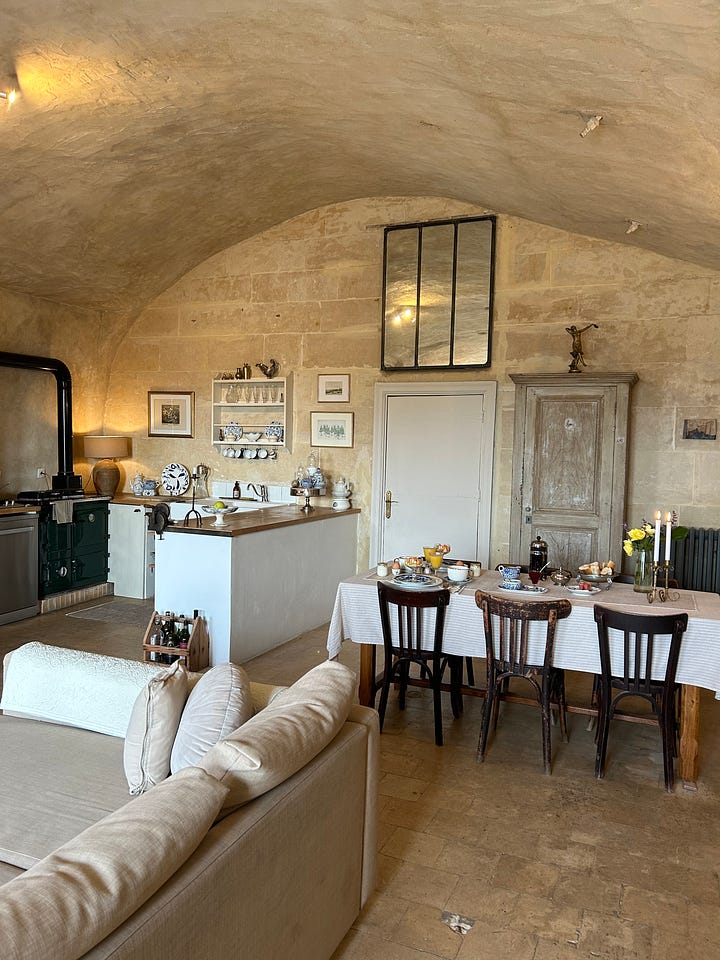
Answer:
xmin=211 ymin=375 xmax=292 ymax=453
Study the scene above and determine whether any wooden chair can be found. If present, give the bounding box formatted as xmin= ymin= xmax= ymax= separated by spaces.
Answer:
xmin=475 ymin=590 xmax=572 ymax=774
xmin=593 ymin=604 xmax=688 ymax=791
xmin=376 ymin=581 xmax=463 ymax=747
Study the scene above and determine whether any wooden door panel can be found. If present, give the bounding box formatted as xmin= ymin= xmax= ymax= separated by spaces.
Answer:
xmin=543 ymin=527 xmax=595 ymax=574
xmin=535 ymin=399 xmax=602 ymax=514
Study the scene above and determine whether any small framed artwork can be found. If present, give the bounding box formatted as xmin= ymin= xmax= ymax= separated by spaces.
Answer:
xmin=311 ymin=411 xmax=354 ymax=448
xmin=317 ymin=373 xmax=351 ymax=403
xmin=674 ymin=408 xmax=719 ymax=447
xmin=148 ymin=391 xmax=195 ymax=438
xmin=682 ymin=418 xmax=717 ymax=441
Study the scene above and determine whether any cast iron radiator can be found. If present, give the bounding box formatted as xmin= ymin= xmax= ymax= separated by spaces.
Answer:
xmin=671 ymin=528 xmax=720 ymax=594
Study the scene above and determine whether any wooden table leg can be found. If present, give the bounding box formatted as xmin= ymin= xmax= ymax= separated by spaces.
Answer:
xmin=359 ymin=643 xmax=377 ymax=707
xmin=679 ymin=684 xmax=700 ymax=790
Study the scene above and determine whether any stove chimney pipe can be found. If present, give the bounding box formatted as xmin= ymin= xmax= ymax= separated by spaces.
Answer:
xmin=0 ymin=351 xmax=82 ymax=492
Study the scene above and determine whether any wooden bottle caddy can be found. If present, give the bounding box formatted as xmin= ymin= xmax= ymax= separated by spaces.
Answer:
xmin=142 ymin=612 xmax=209 ymax=672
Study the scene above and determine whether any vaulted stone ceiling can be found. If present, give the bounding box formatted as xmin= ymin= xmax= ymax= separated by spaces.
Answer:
xmin=0 ymin=0 xmax=718 ymax=315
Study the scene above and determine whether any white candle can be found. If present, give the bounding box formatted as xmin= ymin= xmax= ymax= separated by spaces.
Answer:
xmin=665 ymin=512 xmax=673 ymax=562
xmin=654 ymin=511 xmax=661 ymax=562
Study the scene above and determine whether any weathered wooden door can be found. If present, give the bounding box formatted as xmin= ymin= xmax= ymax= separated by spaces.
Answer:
xmin=509 ymin=373 xmax=637 ymax=573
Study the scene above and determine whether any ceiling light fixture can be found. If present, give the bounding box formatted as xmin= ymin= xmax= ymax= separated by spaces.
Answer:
xmin=0 ymin=89 xmax=17 ymax=104
xmin=625 ymin=220 xmax=642 ymax=234
xmin=579 ymin=114 xmax=603 ymax=138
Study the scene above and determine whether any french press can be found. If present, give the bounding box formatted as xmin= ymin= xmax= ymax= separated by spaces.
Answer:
xmin=529 ymin=534 xmax=548 ymax=572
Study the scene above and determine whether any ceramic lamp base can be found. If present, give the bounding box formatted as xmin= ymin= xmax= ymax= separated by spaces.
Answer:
xmin=92 ymin=459 xmax=120 ymax=497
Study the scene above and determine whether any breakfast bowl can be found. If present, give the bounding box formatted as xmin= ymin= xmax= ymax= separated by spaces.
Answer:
xmin=245 ymin=432 xmax=262 ymax=442
xmin=447 ymin=564 xmax=470 ymax=582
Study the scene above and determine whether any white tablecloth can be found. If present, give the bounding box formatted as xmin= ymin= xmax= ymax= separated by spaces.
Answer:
xmin=327 ymin=570 xmax=720 ymax=698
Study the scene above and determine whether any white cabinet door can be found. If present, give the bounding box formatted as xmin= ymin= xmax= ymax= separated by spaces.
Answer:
xmin=108 ymin=504 xmax=154 ymax=599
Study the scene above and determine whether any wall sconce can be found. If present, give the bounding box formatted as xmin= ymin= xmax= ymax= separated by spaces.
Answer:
xmin=0 ymin=89 xmax=17 ymax=104
xmin=579 ymin=114 xmax=603 ymax=138
xmin=84 ymin=435 xmax=130 ymax=498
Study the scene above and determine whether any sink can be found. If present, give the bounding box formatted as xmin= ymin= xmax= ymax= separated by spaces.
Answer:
xmin=166 ymin=499 xmax=284 ymax=522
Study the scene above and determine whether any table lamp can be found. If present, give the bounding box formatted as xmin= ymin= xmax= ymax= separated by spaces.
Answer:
xmin=84 ymin=435 xmax=129 ymax=497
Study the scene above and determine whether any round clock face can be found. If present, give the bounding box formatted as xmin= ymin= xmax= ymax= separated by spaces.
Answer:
xmin=161 ymin=463 xmax=190 ymax=496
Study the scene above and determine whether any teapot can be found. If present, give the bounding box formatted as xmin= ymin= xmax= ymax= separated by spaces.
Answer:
xmin=141 ymin=479 xmax=159 ymax=497
xmin=332 ymin=478 xmax=351 ymax=498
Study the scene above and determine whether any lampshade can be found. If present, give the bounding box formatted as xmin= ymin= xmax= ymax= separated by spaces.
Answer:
xmin=84 ymin=436 xmax=129 ymax=460
xmin=84 ymin=436 xmax=129 ymax=498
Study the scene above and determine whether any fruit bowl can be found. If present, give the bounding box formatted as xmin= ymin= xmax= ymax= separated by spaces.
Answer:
xmin=201 ymin=504 xmax=239 ymax=526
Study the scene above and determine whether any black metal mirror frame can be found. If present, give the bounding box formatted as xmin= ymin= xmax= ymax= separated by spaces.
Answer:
xmin=381 ymin=214 xmax=496 ymax=372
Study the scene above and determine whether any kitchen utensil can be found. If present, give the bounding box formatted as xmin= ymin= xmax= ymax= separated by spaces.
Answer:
xmin=447 ymin=564 xmax=469 ymax=582
xmin=498 ymin=564 xmax=521 ymax=580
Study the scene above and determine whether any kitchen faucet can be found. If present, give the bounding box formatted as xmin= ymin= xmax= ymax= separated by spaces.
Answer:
xmin=247 ymin=482 xmax=268 ymax=502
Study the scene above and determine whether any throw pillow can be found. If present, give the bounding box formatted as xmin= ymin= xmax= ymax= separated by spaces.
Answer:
xmin=170 ymin=662 xmax=254 ymax=773
xmin=124 ymin=660 xmax=188 ymax=794
xmin=0 ymin=767 xmax=228 ymax=960
xmin=199 ymin=660 xmax=355 ymax=816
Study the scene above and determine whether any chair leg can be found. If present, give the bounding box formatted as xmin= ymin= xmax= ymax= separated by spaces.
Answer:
xmin=557 ymin=670 xmax=569 ymax=743
xmin=398 ymin=659 xmax=409 ymax=711
xmin=661 ymin=701 xmax=676 ymax=792
xmin=449 ymin=657 xmax=463 ymax=718
xmin=477 ymin=674 xmax=496 ymax=762
xmin=595 ymin=685 xmax=612 ymax=779
xmin=540 ymin=676 xmax=552 ymax=775
xmin=465 ymin=656 xmax=475 ymax=686
xmin=432 ymin=655 xmax=444 ymax=747
xmin=376 ymin=664 xmax=395 ymax=732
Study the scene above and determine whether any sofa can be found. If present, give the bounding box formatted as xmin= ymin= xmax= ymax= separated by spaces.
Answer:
xmin=0 ymin=642 xmax=378 ymax=960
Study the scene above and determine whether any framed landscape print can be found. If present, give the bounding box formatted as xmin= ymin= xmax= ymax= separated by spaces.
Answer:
xmin=148 ymin=391 xmax=195 ymax=438
xmin=317 ymin=374 xmax=351 ymax=402
xmin=310 ymin=411 xmax=354 ymax=448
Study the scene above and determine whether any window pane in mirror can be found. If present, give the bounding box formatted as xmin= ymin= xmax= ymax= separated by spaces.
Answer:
xmin=384 ymin=229 xmax=419 ymax=367
xmin=454 ymin=219 xmax=493 ymax=365
xmin=418 ymin=224 xmax=454 ymax=367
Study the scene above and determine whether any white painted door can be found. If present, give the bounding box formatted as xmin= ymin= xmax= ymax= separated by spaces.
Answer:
xmin=371 ymin=382 xmax=496 ymax=566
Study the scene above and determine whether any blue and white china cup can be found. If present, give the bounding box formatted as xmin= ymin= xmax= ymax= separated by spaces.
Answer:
xmin=501 ymin=578 xmax=523 ymax=590
xmin=498 ymin=564 xmax=522 ymax=580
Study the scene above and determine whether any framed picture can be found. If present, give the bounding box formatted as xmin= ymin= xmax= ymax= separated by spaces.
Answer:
xmin=317 ymin=373 xmax=351 ymax=403
xmin=148 ymin=391 xmax=195 ymax=438
xmin=674 ymin=408 xmax=719 ymax=447
xmin=310 ymin=411 xmax=354 ymax=448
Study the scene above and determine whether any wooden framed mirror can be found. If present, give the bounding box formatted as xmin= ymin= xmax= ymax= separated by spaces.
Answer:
xmin=381 ymin=215 xmax=496 ymax=371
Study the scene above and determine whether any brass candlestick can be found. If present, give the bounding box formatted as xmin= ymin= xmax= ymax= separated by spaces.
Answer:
xmin=647 ymin=560 xmax=679 ymax=604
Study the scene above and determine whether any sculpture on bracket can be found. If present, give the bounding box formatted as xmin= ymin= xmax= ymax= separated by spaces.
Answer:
xmin=566 ymin=323 xmax=599 ymax=373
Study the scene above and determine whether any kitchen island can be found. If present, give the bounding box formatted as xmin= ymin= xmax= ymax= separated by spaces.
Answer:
xmin=154 ymin=505 xmax=359 ymax=664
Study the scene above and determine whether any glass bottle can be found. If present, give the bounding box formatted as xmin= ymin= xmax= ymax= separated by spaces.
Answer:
xmin=177 ymin=615 xmax=190 ymax=650
xmin=233 ymin=481 xmax=241 ymax=499
xmin=148 ymin=612 xmax=163 ymax=662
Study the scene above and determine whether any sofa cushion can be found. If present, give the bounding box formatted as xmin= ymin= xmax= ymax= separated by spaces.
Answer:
xmin=199 ymin=660 xmax=355 ymax=815
xmin=0 ymin=767 xmax=228 ymax=960
xmin=1 ymin=642 xmax=164 ymax=738
xmin=124 ymin=660 xmax=188 ymax=795
xmin=0 ymin=717 xmax=130 ymax=869
xmin=171 ymin=662 xmax=254 ymax=773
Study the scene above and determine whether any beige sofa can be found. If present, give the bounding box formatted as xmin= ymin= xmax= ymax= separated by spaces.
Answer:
xmin=0 ymin=644 xmax=377 ymax=960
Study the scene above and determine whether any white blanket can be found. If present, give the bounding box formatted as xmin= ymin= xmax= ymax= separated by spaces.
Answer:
xmin=1 ymin=643 xmax=164 ymax=738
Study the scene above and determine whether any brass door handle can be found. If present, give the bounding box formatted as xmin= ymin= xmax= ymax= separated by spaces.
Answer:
xmin=385 ymin=490 xmax=398 ymax=519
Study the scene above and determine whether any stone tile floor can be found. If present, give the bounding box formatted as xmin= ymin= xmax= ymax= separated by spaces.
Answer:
xmin=1 ymin=598 xmax=719 ymax=960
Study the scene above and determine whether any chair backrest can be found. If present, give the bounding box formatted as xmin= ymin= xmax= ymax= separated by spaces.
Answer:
xmin=475 ymin=591 xmax=571 ymax=675
xmin=593 ymin=604 xmax=688 ymax=697
xmin=377 ymin=581 xmax=450 ymax=660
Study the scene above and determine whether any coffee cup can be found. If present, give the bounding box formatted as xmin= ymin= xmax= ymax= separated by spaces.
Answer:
xmin=501 ymin=578 xmax=523 ymax=590
xmin=498 ymin=564 xmax=521 ymax=580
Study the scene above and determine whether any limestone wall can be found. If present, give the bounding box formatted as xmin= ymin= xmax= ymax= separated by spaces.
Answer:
xmin=103 ymin=197 xmax=720 ymax=568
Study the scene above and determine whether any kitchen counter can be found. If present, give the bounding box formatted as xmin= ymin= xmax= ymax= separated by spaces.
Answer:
xmin=0 ymin=505 xmax=39 ymax=517
xmin=154 ymin=506 xmax=359 ymax=664
xmin=163 ymin=505 xmax=360 ymax=537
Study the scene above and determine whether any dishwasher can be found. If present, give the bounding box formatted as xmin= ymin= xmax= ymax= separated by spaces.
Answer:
xmin=0 ymin=512 xmax=39 ymax=624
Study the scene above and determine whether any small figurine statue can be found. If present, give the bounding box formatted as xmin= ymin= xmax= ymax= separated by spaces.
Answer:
xmin=566 ymin=322 xmax=599 ymax=373
xmin=256 ymin=359 xmax=279 ymax=379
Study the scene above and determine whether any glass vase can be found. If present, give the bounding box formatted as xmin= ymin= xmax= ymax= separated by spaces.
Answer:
xmin=633 ymin=551 xmax=654 ymax=592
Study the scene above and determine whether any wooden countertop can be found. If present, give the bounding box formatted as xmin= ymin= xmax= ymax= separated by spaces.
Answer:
xmin=0 ymin=505 xmax=40 ymax=517
xmin=162 ymin=505 xmax=360 ymax=537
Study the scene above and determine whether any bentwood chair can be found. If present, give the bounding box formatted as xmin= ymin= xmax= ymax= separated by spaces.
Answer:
xmin=475 ymin=591 xmax=572 ymax=774
xmin=376 ymin=580 xmax=463 ymax=747
xmin=593 ymin=604 xmax=688 ymax=791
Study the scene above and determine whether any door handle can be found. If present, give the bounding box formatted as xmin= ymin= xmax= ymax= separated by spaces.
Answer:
xmin=385 ymin=490 xmax=398 ymax=519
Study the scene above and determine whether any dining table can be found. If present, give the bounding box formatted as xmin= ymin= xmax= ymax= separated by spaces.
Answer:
xmin=326 ymin=569 xmax=720 ymax=789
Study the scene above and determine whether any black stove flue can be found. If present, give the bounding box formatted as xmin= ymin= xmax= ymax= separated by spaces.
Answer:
xmin=0 ymin=351 xmax=83 ymax=493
